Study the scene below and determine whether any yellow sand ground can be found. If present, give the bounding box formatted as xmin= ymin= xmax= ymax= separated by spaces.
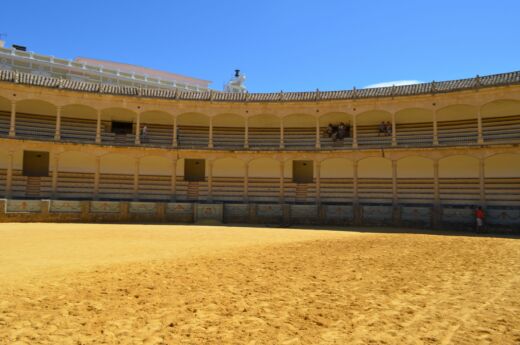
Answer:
xmin=0 ymin=223 xmax=519 ymax=345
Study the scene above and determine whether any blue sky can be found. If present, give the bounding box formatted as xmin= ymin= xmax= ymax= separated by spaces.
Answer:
xmin=1 ymin=0 xmax=519 ymax=92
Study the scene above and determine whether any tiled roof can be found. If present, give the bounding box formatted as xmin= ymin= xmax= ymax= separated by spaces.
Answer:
xmin=1 ymin=69 xmax=519 ymax=102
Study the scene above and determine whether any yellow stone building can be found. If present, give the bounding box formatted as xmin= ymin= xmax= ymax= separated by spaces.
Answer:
xmin=0 ymin=69 xmax=519 ymax=230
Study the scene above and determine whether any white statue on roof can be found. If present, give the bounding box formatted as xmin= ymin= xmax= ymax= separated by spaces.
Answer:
xmin=224 ymin=69 xmax=247 ymax=93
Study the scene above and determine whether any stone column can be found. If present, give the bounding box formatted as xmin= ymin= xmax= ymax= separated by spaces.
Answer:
xmin=172 ymin=117 xmax=178 ymax=147
xmin=207 ymin=160 xmax=213 ymax=201
xmin=8 ymin=101 xmax=16 ymax=137
xmin=244 ymin=117 xmax=249 ymax=149
xmin=51 ymin=152 xmax=59 ymax=197
xmin=54 ymin=106 xmax=62 ymax=141
xmin=95 ymin=110 xmax=102 ymax=144
xmin=171 ymin=159 xmax=177 ymax=201
xmin=433 ymin=110 xmax=439 ymax=145
xmin=6 ymin=152 xmax=13 ymax=198
xmin=279 ymin=119 xmax=285 ymax=149
xmin=391 ymin=112 xmax=397 ymax=146
xmin=208 ymin=117 xmax=214 ymax=148
xmin=315 ymin=118 xmax=321 ymax=149
xmin=315 ymin=160 xmax=321 ymax=204
xmin=352 ymin=116 xmax=358 ymax=148
xmin=479 ymin=158 xmax=485 ymax=206
xmin=94 ymin=156 xmax=101 ymax=199
xmin=477 ymin=110 xmax=484 ymax=144
xmin=135 ymin=112 xmax=141 ymax=145
xmin=133 ymin=157 xmax=140 ymax=200
xmin=244 ymin=161 xmax=249 ymax=202
xmin=279 ymin=161 xmax=285 ymax=203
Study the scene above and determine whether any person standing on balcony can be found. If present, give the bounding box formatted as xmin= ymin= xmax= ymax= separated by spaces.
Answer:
xmin=141 ymin=125 xmax=148 ymax=143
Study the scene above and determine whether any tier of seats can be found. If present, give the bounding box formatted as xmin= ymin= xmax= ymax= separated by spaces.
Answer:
xmin=396 ymin=178 xmax=434 ymax=204
xmin=1 ymin=111 xmax=520 ymax=149
xmin=357 ymin=179 xmax=393 ymax=203
xmin=438 ymin=178 xmax=480 ymax=205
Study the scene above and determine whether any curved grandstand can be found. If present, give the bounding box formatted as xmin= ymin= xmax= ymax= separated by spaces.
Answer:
xmin=0 ymin=70 xmax=519 ymax=230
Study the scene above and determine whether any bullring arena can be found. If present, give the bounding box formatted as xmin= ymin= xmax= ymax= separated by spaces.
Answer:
xmin=1 ymin=64 xmax=520 ymax=344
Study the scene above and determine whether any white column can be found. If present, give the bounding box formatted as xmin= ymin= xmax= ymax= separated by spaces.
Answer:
xmin=244 ymin=117 xmax=249 ymax=149
xmin=94 ymin=156 xmax=101 ymax=198
xmin=479 ymin=158 xmax=485 ymax=205
xmin=54 ymin=106 xmax=62 ymax=141
xmin=207 ymin=160 xmax=213 ymax=201
xmin=279 ymin=160 xmax=285 ymax=203
xmin=172 ymin=117 xmax=178 ymax=147
xmin=352 ymin=116 xmax=358 ymax=148
xmin=135 ymin=113 xmax=141 ymax=145
xmin=391 ymin=112 xmax=397 ymax=146
xmin=315 ymin=118 xmax=321 ymax=149
xmin=208 ymin=117 xmax=213 ymax=148
xmin=433 ymin=160 xmax=440 ymax=205
xmin=171 ymin=159 xmax=177 ymax=200
xmin=315 ymin=160 xmax=321 ymax=204
xmin=244 ymin=161 xmax=249 ymax=201
xmin=279 ymin=119 xmax=285 ymax=148
xmin=95 ymin=110 xmax=101 ymax=144
xmin=477 ymin=109 xmax=484 ymax=144
xmin=133 ymin=157 xmax=140 ymax=199
xmin=51 ymin=153 xmax=59 ymax=197
xmin=433 ymin=110 xmax=439 ymax=145
xmin=8 ymin=101 xmax=16 ymax=137
xmin=6 ymin=152 xmax=13 ymax=198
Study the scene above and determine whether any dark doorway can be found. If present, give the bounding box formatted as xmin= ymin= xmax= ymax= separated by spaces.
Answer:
xmin=23 ymin=151 xmax=50 ymax=177
xmin=111 ymin=121 xmax=133 ymax=135
xmin=184 ymin=159 xmax=205 ymax=181
xmin=293 ymin=160 xmax=313 ymax=183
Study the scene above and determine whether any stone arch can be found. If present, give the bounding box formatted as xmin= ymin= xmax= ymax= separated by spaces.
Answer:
xmin=282 ymin=113 xmax=316 ymax=127
xmin=248 ymin=114 xmax=280 ymax=128
xmin=100 ymin=107 xmax=137 ymax=122
xmin=395 ymin=107 xmax=433 ymax=124
xmin=436 ymin=104 xmax=477 ymax=122
xmin=16 ymin=99 xmax=57 ymax=116
xmin=357 ymin=157 xmax=392 ymax=178
xmin=59 ymin=151 xmax=96 ymax=173
xmin=356 ymin=110 xmax=392 ymax=125
xmin=439 ymin=155 xmax=479 ymax=178
xmin=140 ymin=110 xmax=174 ymax=125
xmin=320 ymin=158 xmax=354 ymax=178
xmin=485 ymin=153 xmax=520 ymax=177
xmin=319 ymin=112 xmax=353 ymax=126
xmin=140 ymin=155 xmax=172 ymax=176
xmin=397 ymin=156 xmax=433 ymax=178
xmin=480 ymin=99 xmax=520 ymax=118
xmin=0 ymin=95 xmax=11 ymax=113
xmin=61 ymin=104 xmax=98 ymax=121
xmin=213 ymin=157 xmax=245 ymax=177
xmin=99 ymin=153 xmax=134 ymax=174
xmin=213 ymin=113 xmax=245 ymax=127
xmin=248 ymin=157 xmax=280 ymax=178
xmin=177 ymin=112 xmax=209 ymax=126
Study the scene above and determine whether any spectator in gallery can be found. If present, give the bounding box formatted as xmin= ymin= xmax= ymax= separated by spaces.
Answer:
xmin=475 ymin=206 xmax=485 ymax=233
xmin=141 ymin=124 xmax=148 ymax=142
xmin=386 ymin=121 xmax=392 ymax=136
xmin=338 ymin=122 xmax=346 ymax=140
xmin=378 ymin=121 xmax=386 ymax=136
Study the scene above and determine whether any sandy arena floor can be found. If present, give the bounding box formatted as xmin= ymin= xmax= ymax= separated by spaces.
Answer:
xmin=0 ymin=224 xmax=519 ymax=345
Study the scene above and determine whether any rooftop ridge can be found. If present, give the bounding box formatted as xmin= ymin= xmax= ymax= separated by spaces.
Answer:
xmin=1 ymin=69 xmax=519 ymax=102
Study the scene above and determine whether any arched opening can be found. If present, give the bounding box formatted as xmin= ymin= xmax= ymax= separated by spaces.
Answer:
xmin=140 ymin=110 xmax=174 ymax=146
xmin=319 ymin=112 xmax=353 ymax=149
xmin=57 ymin=151 xmax=96 ymax=199
xmin=357 ymin=157 xmax=392 ymax=203
xmin=15 ymin=99 xmax=57 ymax=140
xmin=436 ymin=105 xmax=477 ymax=145
xmin=99 ymin=153 xmax=134 ymax=200
xmin=397 ymin=156 xmax=434 ymax=204
xmin=0 ymin=96 xmax=11 ymax=136
xmin=283 ymin=113 xmax=316 ymax=149
xmin=484 ymin=153 xmax=520 ymax=206
xmin=248 ymin=114 xmax=281 ymax=149
xmin=177 ymin=112 xmax=210 ymax=148
xmin=100 ymin=108 xmax=138 ymax=146
xmin=248 ymin=157 xmax=280 ymax=202
xmin=213 ymin=113 xmax=245 ymax=149
xmin=480 ymin=99 xmax=520 ymax=143
xmin=139 ymin=155 xmax=172 ymax=200
xmin=356 ymin=110 xmax=392 ymax=147
xmin=439 ymin=155 xmax=479 ymax=205
xmin=320 ymin=158 xmax=354 ymax=203
xmin=395 ymin=108 xmax=433 ymax=147
xmin=212 ymin=157 xmax=245 ymax=202
xmin=61 ymin=104 xmax=98 ymax=143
